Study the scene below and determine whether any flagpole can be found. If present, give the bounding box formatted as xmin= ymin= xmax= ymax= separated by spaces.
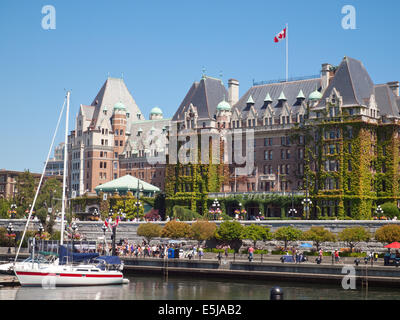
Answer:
xmin=286 ymin=23 xmax=288 ymax=82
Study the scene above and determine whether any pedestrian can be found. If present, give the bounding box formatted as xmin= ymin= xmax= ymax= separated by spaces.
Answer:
xmin=217 ymin=252 xmax=222 ymax=264
xmin=334 ymin=249 xmax=339 ymax=263
xmin=292 ymin=247 xmax=297 ymax=263
xmin=224 ymin=247 xmax=229 ymax=259
xmin=198 ymin=247 xmax=204 ymax=260
xmin=248 ymin=246 xmax=254 ymax=262
xmin=318 ymin=248 xmax=323 ymax=263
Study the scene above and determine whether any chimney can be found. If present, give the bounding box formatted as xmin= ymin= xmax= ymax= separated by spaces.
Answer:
xmin=321 ymin=63 xmax=333 ymax=91
xmin=387 ymin=81 xmax=399 ymax=97
xmin=228 ymin=79 xmax=239 ymax=106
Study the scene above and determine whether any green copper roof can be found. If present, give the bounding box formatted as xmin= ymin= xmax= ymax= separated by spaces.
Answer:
xmin=113 ymin=101 xmax=126 ymax=110
xmin=278 ymin=91 xmax=287 ymax=100
xmin=309 ymin=89 xmax=323 ymax=100
xmin=217 ymin=99 xmax=231 ymax=111
xmin=95 ymin=175 xmax=160 ymax=194
xmin=264 ymin=93 xmax=273 ymax=102
xmin=247 ymin=95 xmax=255 ymax=104
xmin=150 ymin=106 xmax=163 ymax=115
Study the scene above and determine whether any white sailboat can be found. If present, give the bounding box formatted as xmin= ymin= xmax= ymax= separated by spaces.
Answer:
xmin=12 ymin=91 xmax=129 ymax=287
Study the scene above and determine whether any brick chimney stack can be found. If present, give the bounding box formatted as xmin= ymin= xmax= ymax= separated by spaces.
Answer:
xmin=228 ymin=79 xmax=239 ymax=106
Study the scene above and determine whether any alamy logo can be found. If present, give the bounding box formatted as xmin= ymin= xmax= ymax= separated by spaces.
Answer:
xmin=41 ymin=275 xmax=57 ymax=289
xmin=41 ymin=5 xmax=56 ymax=30
xmin=341 ymin=265 xmax=356 ymax=290
xmin=341 ymin=5 xmax=356 ymax=30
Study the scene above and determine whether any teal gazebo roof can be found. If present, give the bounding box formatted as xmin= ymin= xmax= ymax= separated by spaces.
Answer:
xmin=113 ymin=101 xmax=126 ymax=111
xmin=94 ymin=175 xmax=160 ymax=195
xmin=150 ymin=107 xmax=163 ymax=115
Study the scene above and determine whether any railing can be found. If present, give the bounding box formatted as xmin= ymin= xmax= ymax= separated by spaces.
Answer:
xmin=253 ymin=75 xmax=320 ymax=86
xmin=208 ymin=191 xmax=305 ymax=198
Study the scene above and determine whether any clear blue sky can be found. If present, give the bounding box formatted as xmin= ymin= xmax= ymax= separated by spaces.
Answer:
xmin=1 ymin=0 xmax=399 ymax=173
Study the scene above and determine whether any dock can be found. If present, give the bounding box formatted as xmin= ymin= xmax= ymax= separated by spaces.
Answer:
xmin=0 ymin=276 xmax=19 ymax=287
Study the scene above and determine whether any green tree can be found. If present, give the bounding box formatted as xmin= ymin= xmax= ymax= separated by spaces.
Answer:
xmin=0 ymin=199 xmax=10 ymax=219
xmin=302 ymin=226 xmax=336 ymax=251
xmin=379 ymin=202 xmax=400 ymax=219
xmin=15 ymin=170 xmax=36 ymax=215
xmin=36 ymin=177 xmax=62 ymax=233
xmin=215 ymin=221 xmax=244 ymax=252
xmin=161 ymin=221 xmax=193 ymax=239
xmin=274 ymin=226 xmax=303 ymax=250
xmin=338 ymin=227 xmax=370 ymax=252
xmin=241 ymin=224 xmax=272 ymax=248
xmin=112 ymin=195 xmax=144 ymax=220
xmin=375 ymin=225 xmax=400 ymax=245
xmin=173 ymin=205 xmax=203 ymax=221
xmin=137 ymin=223 xmax=163 ymax=244
xmin=191 ymin=220 xmax=217 ymax=245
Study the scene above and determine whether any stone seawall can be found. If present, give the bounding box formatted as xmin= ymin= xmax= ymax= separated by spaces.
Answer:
xmin=122 ymin=258 xmax=400 ymax=287
xmin=1 ymin=219 xmax=398 ymax=253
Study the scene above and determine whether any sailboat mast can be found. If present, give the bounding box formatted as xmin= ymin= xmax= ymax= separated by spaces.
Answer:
xmin=60 ymin=91 xmax=70 ymax=245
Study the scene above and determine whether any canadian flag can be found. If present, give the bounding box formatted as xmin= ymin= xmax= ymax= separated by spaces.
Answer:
xmin=112 ymin=216 xmax=120 ymax=228
xmin=104 ymin=218 xmax=111 ymax=231
xmin=274 ymin=28 xmax=286 ymax=43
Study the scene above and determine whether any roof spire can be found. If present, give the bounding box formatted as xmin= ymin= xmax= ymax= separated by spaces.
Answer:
xmin=278 ymin=91 xmax=287 ymax=101
xmin=247 ymin=95 xmax=255 ymax=104
xmin=264 ymin=92 xmax=273 ymax=103
xmin=202 ymin=67 xmax=206 ymax=79
xmin=297 ymin=89 xmax=306 ymax=99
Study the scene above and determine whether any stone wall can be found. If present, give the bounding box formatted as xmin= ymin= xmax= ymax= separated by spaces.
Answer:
xmin=1 ymin=219 xmax=398 ymax=253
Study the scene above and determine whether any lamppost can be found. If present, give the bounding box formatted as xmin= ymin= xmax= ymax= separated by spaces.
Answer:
xmin=93 ymin=208 xmax=99 ymax=220
xmin=6 ymin=223 xmax=14 ymax=254
xmin=136 ymin=181 xmax=144 ymax=220
xmin=301 ymin=198 xmax=312 ymax=220
xmin=239 ymin=202 xmax=242 ymax=220
xmin=135 ymin=200 xmax=142 ymax=220
xmin=211 ymin=199 xmax=220 ymax=220
xmin=109 ymin=209 xmax=116 ymax=256
xmin=101 ymin=223 xmax=107 ymax=255
xmin=9 ymin=204 xmax=17 ymax=219
xmin=375 ymin=205 xmax=384 ymax=218
xmin=71 ymin=221 xmax=78 ymax=254
xmin=38 ymin=223 xmax=44 ymax=252
xmin=288 ymin=208 xmax=297 ymax=218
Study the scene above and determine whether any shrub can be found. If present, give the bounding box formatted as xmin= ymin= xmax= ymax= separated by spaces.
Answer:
xmin=144 ymin=209 xmax=161 ymax=221
xmin=172 ymin=206 xmax=203 ymax=221
xmin=137 ymin=223 xmax=163 ymax=244
xmin=379 ymin=203 xmax=400 ymax=219
xmin=375 ymin=224 xmax=400 ymax=244
xmin=191 ymin=221 xmax=217 ymax=245
xmin=160 ymin=220 xmax=193 ymax=239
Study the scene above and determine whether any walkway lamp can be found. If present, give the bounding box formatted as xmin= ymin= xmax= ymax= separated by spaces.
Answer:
xmin=101 ymin=223 xmax=107 ymax=255
xmin=6 ymin=222 xmax=14 ymax=254
xmin=38 ymin=223 xmax=44 ymax=252
xmin=288 ymin=208 xmax=297 ymax=218
xmin=10 ymin=204 xmax=17 ymax=219
xmin=375 ymin=205 xmax=384 ymax=218
xmin=301 ymin=198 xmax=312 ymax=219
xmin=71 ymin=221 xmax=78 ymax=253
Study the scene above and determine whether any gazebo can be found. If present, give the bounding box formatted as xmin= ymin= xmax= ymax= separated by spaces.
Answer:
xmin=94 ymin=175 xmax=160 ymax=197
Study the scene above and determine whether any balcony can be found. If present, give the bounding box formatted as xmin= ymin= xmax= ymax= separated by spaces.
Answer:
xmin=208 ymin=191 xmax=305 ymax=198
